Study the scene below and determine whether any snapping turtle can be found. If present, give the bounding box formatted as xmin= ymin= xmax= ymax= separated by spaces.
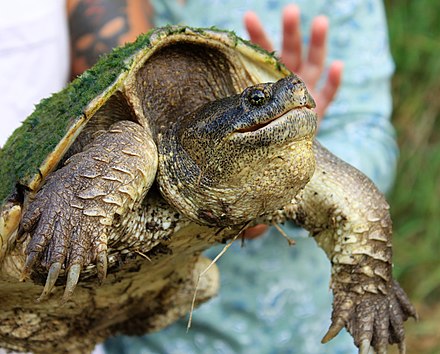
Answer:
xmin=0 ymin=26 xmax=415 ymax=353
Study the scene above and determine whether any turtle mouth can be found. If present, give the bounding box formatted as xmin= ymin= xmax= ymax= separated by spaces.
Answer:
xmin=234 ymin=105 xmax=315 ymax=134
xmin=235 ymin=116 xmax=280 ymax=133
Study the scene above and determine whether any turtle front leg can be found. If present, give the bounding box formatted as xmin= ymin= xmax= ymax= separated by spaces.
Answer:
xmin=285 ymin=142 xmax=416 ymax=353
xmin=18 ymin=120 xmax=158 ymax=301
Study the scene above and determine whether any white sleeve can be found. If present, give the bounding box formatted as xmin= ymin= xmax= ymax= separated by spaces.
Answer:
xmin=0 ymin=0 xmax=70 ymax=147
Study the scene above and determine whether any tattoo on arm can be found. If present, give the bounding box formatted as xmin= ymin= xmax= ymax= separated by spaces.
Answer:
xmin=68 ymin=0 xmax=153 ymax=78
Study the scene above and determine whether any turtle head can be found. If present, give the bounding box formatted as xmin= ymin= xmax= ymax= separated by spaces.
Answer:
xmin=158 ymin=75 xmax=317 ymax=226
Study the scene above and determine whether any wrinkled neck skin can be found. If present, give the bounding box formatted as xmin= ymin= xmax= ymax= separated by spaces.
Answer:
xmin=157 ymin=76 xmax=318 ymax=227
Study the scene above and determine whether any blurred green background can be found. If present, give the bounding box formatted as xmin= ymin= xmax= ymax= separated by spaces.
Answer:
xmin=384 ymin=0 xmax=440 ymax=352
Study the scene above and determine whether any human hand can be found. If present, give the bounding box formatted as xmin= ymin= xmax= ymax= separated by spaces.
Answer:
xmin=244 ymin=4 xmax=343 ymax=119
xmin=243 ymin=224 xmax=269 ymax=239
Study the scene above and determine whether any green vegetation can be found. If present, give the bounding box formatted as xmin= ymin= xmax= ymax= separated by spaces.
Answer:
xmin=385 ymin=0 xmax=440 ymax=351
xmin=0 ymin=31 xmax=152 ymax=203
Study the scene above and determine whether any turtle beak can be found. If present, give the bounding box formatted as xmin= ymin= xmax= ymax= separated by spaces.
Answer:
xmin=232 ymin=75 xmax=316 ymax=135
xmin=274 ymin=74 xmax=316 ymax=110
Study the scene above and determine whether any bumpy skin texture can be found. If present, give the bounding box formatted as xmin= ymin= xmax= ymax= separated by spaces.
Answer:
xmin=19 ymin=121 xmax=157 ymax=301
xmin=0 ymin=28 xmax=415 ymax=354
xmin=280 ymin=142 xmax=417 ymax=353
xmin=17 ymin=77 xmax=415 ymax=353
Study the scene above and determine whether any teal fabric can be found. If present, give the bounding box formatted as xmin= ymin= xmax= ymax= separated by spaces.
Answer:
xmin=104 ymin=0 xmax=396 ymax=353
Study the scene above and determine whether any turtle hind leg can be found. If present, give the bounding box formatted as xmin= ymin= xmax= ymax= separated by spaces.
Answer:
xmin=19 ymin=120 xmax=158 ymax=300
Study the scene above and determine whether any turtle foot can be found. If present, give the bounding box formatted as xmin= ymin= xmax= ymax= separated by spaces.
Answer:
xmin=17 ymin=121 xmax=153 ymax=300
xmin=18 ymin=152 xmax=113 ymax=301
xmin=323 ymin=279 xmax=417 ymax=354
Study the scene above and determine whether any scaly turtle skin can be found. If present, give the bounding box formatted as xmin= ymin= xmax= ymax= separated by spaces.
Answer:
xmin=0 ymin=26 xmax=415 ymax=353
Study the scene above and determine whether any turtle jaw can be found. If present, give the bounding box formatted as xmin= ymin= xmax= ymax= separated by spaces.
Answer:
xmin=230 ymin=106 xmax=317 ymax=144
xmin=234 ymin=105 xmax=315 ymax=134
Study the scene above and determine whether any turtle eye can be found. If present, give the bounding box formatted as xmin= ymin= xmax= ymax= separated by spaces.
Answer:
xmin=247 ymin=88 xmax=269 ymax=106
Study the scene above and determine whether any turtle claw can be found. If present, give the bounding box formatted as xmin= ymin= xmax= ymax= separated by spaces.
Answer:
xmin=17 ymin=121 xmax=151 ymax=300
xmin=359 ymin=339 xmax=371 ymax=354
xmin=377 ymin=346 xmax=388 ymax=354
xmin=62 ymin=264 xmax=82 ymax=303
xmin=20 ymin=251 xmax=39 ymax=281
xmin=16 ymin=225 xmax=27 ymax=243
xmin=37 ymin=262 xmax=62 ymax=302
xmin=398 ymin=341 xmax=406 ymax=354
xmin=327 ymin=280 xmax=416 ymax=353
xmin=18 ymin=158 xmax=112 ymax=301
xmin=321 ymin=318 xmax=345 ymax=343
xmin=96 ymin=250 xmax=108 ymax=284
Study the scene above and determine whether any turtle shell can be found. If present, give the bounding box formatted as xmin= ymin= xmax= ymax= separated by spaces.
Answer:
xmin=0 ymin=26 xmax=290 ymax=250
xmin=0 ymin=26 xmax=288 ymax=204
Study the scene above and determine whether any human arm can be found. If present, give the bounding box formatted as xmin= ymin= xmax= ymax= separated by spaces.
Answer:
xmin=316 ymin=0 xmax=397 ymax=193
xmin=67 ymin=0 xmax=153 ymax=78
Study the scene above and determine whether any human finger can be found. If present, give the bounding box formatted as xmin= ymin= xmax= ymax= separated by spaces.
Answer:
xmin=281 ymin=4 xmax=302 ymax=72
xmin=315 ymin=60 xmax=344 ymax=120
xmin=300 ymin=15 xmax=329 ymax=88
xmin=243 ymin=224 xmax=269 ymax=239
xmin=244 ymin=11 xmax=274 ymax=52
